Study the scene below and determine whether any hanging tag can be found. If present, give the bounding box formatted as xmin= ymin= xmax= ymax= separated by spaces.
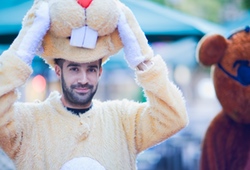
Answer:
xmin=70 ymin=26 xmax=98 ymax=49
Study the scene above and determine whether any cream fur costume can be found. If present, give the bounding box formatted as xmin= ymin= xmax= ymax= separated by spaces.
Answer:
xmin=0 ymin=0 xmax=188 ymax=169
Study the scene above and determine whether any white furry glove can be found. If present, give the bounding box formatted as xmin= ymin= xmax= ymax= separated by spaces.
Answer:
xmin=117 ymin=11 xmax=145 ymax=69
xmin=16 ymin=2 xmax=50 ymax=65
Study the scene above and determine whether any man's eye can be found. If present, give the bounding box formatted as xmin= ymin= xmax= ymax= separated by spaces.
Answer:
xmin=70 ymin=67 xmax=79 ymax=72
xmin=88 ymin=68 xmax=97 ymax=72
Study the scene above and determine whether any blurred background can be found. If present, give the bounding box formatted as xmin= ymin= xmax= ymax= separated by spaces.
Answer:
xmin=0 ymin=0 xmax=249 ymax=169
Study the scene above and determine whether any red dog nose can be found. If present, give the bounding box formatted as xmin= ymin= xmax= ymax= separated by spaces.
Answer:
xmin=77 ymin=0 xmax=92 ymax=8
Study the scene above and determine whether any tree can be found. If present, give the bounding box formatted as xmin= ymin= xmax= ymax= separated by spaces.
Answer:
xmin=150 ymin=0 xmax=249 ymax=23
xmin=242 ymin=0 xmax=250 ymax=9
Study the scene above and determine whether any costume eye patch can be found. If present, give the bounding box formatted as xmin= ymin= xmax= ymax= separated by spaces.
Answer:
xmin=218 ymin=60 xmax=250 ymax=86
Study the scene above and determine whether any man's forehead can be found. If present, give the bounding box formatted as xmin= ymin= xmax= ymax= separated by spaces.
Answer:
xmin=64 ymin=60 xmax=99 ymax=66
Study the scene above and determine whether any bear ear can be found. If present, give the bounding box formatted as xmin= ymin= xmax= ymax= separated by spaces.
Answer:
xmin=196 ymin=34 xmax=228 ymax=66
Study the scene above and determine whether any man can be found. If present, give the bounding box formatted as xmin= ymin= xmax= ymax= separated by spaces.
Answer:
xmin=0 ymin=2 xmax=188 ymax=170
xmin=54 ymin=58 xmax=102 ymax=113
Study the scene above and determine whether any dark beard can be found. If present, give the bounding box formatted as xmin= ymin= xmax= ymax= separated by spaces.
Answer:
xmin=61 ymin=74 xmax=98 ymax=107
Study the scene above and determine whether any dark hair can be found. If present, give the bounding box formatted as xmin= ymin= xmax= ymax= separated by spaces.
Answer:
xmin=54 ymin=58 xmax=65 ymax=68
xmin=99 ymin=58 xmax=102 ymax=68
xmin=54 ymin=58 xmax=102 ymax=68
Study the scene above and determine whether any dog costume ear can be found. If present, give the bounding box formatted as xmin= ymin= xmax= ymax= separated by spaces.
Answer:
xmin=196 ymin=34 xmax=228 ymax=66
xmin=117 ymin=2 xmax=154 ymax=62
xmin=10 ymin=1 xmax=50 ymax=53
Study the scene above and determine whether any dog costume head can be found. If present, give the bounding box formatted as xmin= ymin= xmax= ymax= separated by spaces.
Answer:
xmin=11 ymin=0 xmax=153 ymax=67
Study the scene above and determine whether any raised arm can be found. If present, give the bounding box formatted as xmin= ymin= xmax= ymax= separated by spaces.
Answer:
xmin=0 ymin=2 xmax=50 ymax=158
xmin=117 ymin=4 xmax=188 ymax=153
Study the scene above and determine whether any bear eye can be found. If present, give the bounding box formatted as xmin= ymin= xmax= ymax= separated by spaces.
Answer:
xmin=67 ymin=36 xmax=71 ymax=40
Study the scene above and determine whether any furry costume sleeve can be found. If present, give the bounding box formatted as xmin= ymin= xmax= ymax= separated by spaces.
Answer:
xmin=0 ymin=51 xmax=32 ymax=158
xmin=121 ymin=55 xmax=188 ymax=153
xmin=0 ymin=53 xmax=188 ymax=169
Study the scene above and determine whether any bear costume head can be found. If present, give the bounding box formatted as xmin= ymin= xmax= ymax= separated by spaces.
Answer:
xmin=196 ymin=26 xmax=250 ymax=170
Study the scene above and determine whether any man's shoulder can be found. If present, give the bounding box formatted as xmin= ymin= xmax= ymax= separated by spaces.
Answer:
xmin=15 ymin=91 xmax=61 ymax=109
xmin=93 ymin=98 xmax=142 ymax=112
xmin=93 ymin=98 xmax=134 ymax=105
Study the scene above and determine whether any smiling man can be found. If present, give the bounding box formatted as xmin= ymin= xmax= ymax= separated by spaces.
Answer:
xmin=0 ymin=2 xmax=188 ymax=170
xmin=55 ymin=59 xmax=102 ymax=112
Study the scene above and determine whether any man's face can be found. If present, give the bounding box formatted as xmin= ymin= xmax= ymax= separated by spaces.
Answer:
xmin=55 ymin=59 xmax=102 ymax=109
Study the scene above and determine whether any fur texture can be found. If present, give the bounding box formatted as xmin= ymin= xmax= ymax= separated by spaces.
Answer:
xmin=11 ymin=0 xmax=153 ymax=68
xmin=197 ymin=27 xmax=250 ymax=170
xmin=0 ymin=54 xmax=188 ymax=170
xmin=0 ymin=0 xmax=189 ymax=169
xmin=17 ymin=2 xmax=50 ymax=65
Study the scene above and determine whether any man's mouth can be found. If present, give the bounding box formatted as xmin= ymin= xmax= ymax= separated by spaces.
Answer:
xmin=74 ymin=87 xmax=90 ymax=93
xmin=71 ymin=84 xmax=93 ymax=94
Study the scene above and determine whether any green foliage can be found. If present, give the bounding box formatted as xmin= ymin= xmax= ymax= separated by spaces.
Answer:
xmin=242 ymin=0 xmax=250 ymax=9
xmin=150 ymin=0 xmax=249 ymax=23
xmin=152 ymin=0 xmax=165 ymax=5
xmin=172 ymin=0 xmax=221 ymax=23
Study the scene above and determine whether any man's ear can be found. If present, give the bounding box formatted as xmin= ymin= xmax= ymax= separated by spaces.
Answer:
xmin=55 ymin=65 xmax=62 ymax=79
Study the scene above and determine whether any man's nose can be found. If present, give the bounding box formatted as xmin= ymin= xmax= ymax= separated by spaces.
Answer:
xmin=77 ymin=71 xmax=88 ymax=84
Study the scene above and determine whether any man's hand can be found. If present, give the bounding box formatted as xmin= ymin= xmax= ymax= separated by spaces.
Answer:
xmin=137 ymin=60 xmax=153 ymax=71
xmin=17 ymin=2 xmax=50 ymax=65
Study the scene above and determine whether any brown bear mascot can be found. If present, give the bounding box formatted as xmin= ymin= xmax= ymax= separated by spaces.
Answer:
xmin=197 ymin=26 xmax=250 ymax=170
